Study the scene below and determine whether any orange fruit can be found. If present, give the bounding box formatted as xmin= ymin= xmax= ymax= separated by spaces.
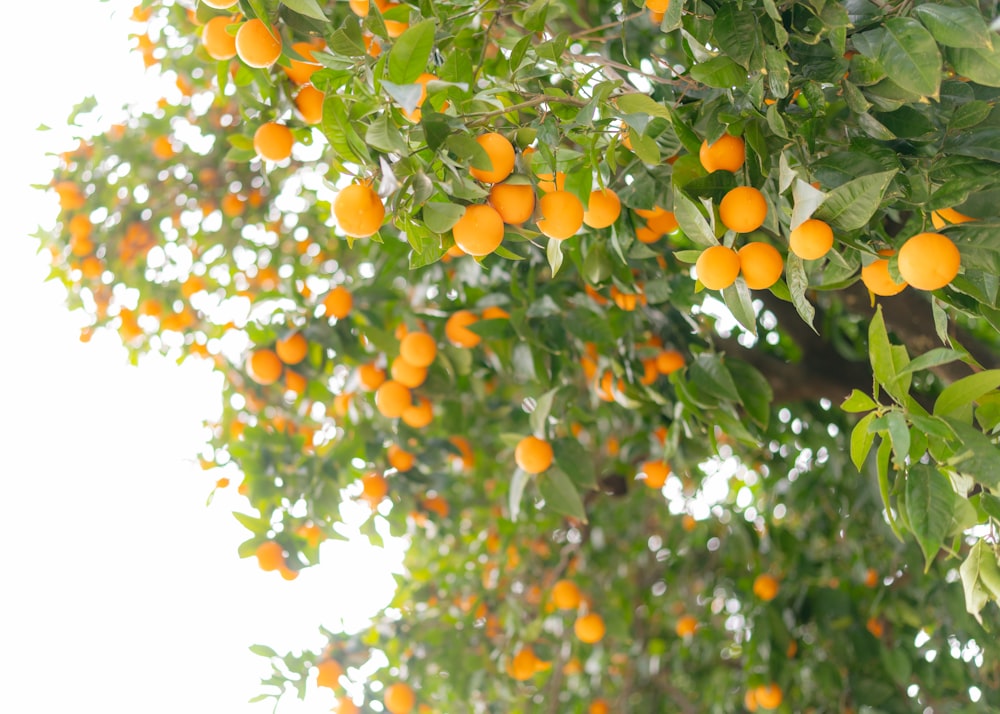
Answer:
xmin=401 ymin=72 xmax=437 ymax=122
xmin=508 ymin=646 xmax=546 ymax=681
xmin=695 ymin=245 xmax=740 ymax=290
xmin=284 ymin=369 xmax=307 ymax=395
xmin=402 ymin=397 xmax=434 ymax=428
xmin=515 ymin=435 xmax=554 ymax=474
xmin=753 ymin=574 xmax=779 ymax=601
xmin=255 ymin=540 xmax=285 ymax=571
xmin=744 ymin=689 xmax=760 ymax=712
xmin=283 ymin=41 xmax=320 ymax=84
xmin=54 ymin=181 xmax=86 ymax=211
xmin=376 ymin=380 xmax=412 ymax=418
xmin=151 ymin=136 xmax=175 ymax=160
xmin=864 ymin=568 xmax=879 ymax=588
xmin=335 ymin=183 xmax=385 ymax=238
xmin=675 ymin=615 xmax=698 ymax=637
xmin=738 ymin=241 xmax=783 ymax=289
xmin=323 ymin=285 xmax=353 ymax=318
xmin=221 ymin=193 xmax=245 ymax=217
xmin=360 ymin=472 xmax=389 ymax=506
xmin=390 ymin=356 xmax=427 ymax=388
xmin=641 ymin=207 xmax=679 ymax=234
xmin=536 ymin=171 xmax=566 ymax=193
xmin=316 ymin=659 xmax=344 ymax=690
xmin=383 ymin=682 xmax=416 ymax=714
xmin=719 ymin=186 xmax=767 ymax=233
xmin=202 ymin=15 xmax=238 ymax=61
xmin=583 ymin=188 xmax=621 ymax=229
xmin=358 ymin=362 xmax=387 ymax=391
xmin=445 ymin=310 xmax=481 ymax=347
xmin=235 ymin=19 xmax=282 ymax=69
xmin=489 ymin=181 xmax=535 ymax=224
xmin=295 ymin=84 xmax=324 ymax=124
xmin=866 ymin=616 xmax=885 ymax=638
xmin=202 ymin=0 xmax=238 ymax=7
xmin=276 ymin=332 xmax=308 ymax=365
xmin=387 ymin=444 xmax=415 ymax=472
xmin=382 ymin=3 xmax=409 ymax=37
xmin=574 ymin=612 xmax=606 ymax=644
xmin=470 ymin=132 xmax=515 ymax=184
xmin=400 ymin=331 xmax=437 ymax=367
xmin=537 ymin=190 xmax=585 ymax=240
xmin=645 ymin=0 xmax=670 ymax=12
xmin=860 ymin=249 xmax=907 ymax=296
xmin=589 ymin=700 xmax=610 ymax=714
xmin=639 ymin=460 xmax=670 ymax=488
xmin=635 ymin=225 xmax=661 ymax=244
xmin=453 ymin=203 xmax=505 ymax=256
xmin=551 ymin=579 xmax=582 ymax=610
xmin=789 ymin=218 xmax=834 ymax=260
xmin=336 ymin=696 xmax=360 ymax=714
xmin=655 ymin=349 xmax=685 ymax=375
xmin=754 ymin=683 xmax=783 ymax=710
xmin=699 ymin=132 xmax=745 ymax=173
xmin=248 ymin=348 xmax=282 ymax=385
xmin=931 ymin=206 xmax=975 ymax=229
xmin=253 ymin=122 xmax=294 ymax=162
xmin=349 ymin=0 xmax=389 ymax=17
xmin=897 ymin=231 xmax=961 ymax=290
xmin=481 ymin=305 xmax=509 ymax=320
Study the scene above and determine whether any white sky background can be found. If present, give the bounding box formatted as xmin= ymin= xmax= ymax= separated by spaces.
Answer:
xmin=0 ymin=2 xmax=401 ymax=712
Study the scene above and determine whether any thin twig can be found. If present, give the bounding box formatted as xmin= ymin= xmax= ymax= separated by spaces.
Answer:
xmin=569 ymin=10 xmax=646 ymax=39
xmin=465 ymin=94 xmax=588 ymax=123
xmin=566 ymin=53 xmax=685 ymax=86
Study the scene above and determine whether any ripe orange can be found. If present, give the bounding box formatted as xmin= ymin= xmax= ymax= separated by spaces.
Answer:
xmin=489 ymin=181 xmax=535 ymax=224
xmin=720 ymin=187 xmax=767 ymax=234
xmin=376 ymin=380 xmax=412 ymax=418
xmin=536 ymin=170 xmax=566 ymax=193
xmin=860 ymin=249 xmax=907 ymax=296
xmin=515 ymin=436 xmax=554 ymax=474
xmin=283 ymin=41 xmax=320 ymax=84
xmin=864 ymin=568 xmax=879 ymax=588
xmin=255 ymin=540 xmax=285 ymax=572
xmin=316 ymin=659 xmax=344 ymax=690
xmin=323 ymin=285 xmax=353 ymax=319
xmin=866 ymin=616 xmax=885 ymax=638
xmin=551 ymin=579 xmax=582 ymax=610
xmin=276 ymin=332 xmax=308 ymax=365
xmin=453 ymin=203 xmax=505 ymax=256
xmin=202 ymin=15 xmax=238 ymax=61
xmin=334 ymin=183 xmax=385 ymax=238
xmin=221 ymin=192 xmax=245 ymax=217
xmin=470 ymin=132 xmax=515 ymax=183
xmin=383 ymin=682 xmax=416 ymax=714
xmin=401 ymin=72 xmax=437 ymax=122
xmin=445 ymin=310 xmax=481 ymax=347
xmin=675 ymin=614 xmax=698 ymax=637
xmin=482 ymin=305 xmax=509 ymax=320
xmin=253 ymin=122 xmax=294 ymax=162
xmin=655 ymin=349 xmax=685 ymax=375
xmin=897 ymin=231 xmax=961 ymax=290
xmin=295 ymin=84 xmax=324 ymax=124
xmin=537 ymin=190 xmax=585 ymax=240
xmin=695 ymin=245 xmax=741 ymax=290
xmin=203 ymin=0 xmax=238 ymax=7
xmin=574 ymin=612 xmax=606 ymax=644
xmin=382 ymin=4 xmax=409 ymax=37
xmin=754 ymin=683 xmax=783 ymax=710
xmin=738 ymin=241 xmax=784 ymax=289
xmin=640 ymin=206 xmax=679 ymax=234
xmin=235 ymin=19 xmax=282 ymax=69
xmin=753 ymin=574 xmax=779 ymax=601
xmin=360 ymin=472 xmax=389 ymax=506
xmin=402 ymin=396 xmax=434 ymax=428
xmin=931 ymin=206 xmax=975 ymax=229
xmin=387 ymin=444 xmax=415 ymax=472
xmin=349 ymin=0 xmax=390 ymax=17
xmin=151 ymin=135 xmax=175 ymax=160
xmin=358 ymin=362 xmax=387 ymax=391
xmin=583 ymin=188 xmax=621 ymax=229
xmin=645 ymin=0 xmax=670 ymax=12
xmin=248 ymin=348 xmax=282 ymax=385
xmin=508 ymin=646 xmax=546 ymax=681
xmin=390 ymin=356 xmax=427 ymax=388
xmin=400 ymin=331 xmax=437 ymax=367
xmin=789 ymin=218 xmax=834 ymax=260
xmin=699 ymin=132 xmax=745 ymax=173
xmin=639 ymin=460 xmax=670 ymax=488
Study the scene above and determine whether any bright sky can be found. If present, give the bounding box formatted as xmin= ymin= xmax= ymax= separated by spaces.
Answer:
xmin=0 ymin=3 xmax=400 ymax=712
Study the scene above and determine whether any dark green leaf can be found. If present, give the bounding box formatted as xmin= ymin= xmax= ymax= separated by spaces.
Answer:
xmin=689 ymin=353 xmax=741 ymax=404
xmin=538 ymin=468 xmax=587 ymax=521
xmin=905 ymin=464 xmax=955 ymax=572
xmin=552 ymin=438 xmax=597 ymax=490
xmin=915 ymin=4 xmax=993 ymax=49
xmin=727 ymin=359 xmax=772 ymax=428
xmin=814 ymin=170 xmax=897 ymax=231
xmin=689 ymin=56 xmax=748 ymax=89
xmin=947 ymin=45 xmax=1000 ymax=87
xmin=879 ymin=18 xmax=942 ymax=98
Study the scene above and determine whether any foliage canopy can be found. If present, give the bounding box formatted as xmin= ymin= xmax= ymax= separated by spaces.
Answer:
xmin=41 ymin=0 xmax=1000 ymax=711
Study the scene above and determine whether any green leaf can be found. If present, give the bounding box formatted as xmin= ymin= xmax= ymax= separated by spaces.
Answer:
xmin=388 ymin=19 xmax=436 ymax=84
xmin=942 ymin=419 xmax=1000 ymax=489
xmin=281 ymin=0 xmax=327 ymax=21
xmin=843 ymin=389 xmax=878 ymax=413
xmin=944 ymin=127 xmax=1000 ymax=163
xmin=949 ymin=100 xmax=993 ymax=131
xmin=672 ymin=191 xmax=717 ymax=247
xmin=529 ymin=387 xmax=559 ymax=435
xmin=233 ymin=511 xmax=270 ymax=533
xmin=876 ymin=436 xmax=905 ymax=542
xmin=423 ymin=202 xmax=465 ymax=234
xmin=905 ymin=464 xmax=955 ymax=572
xmin=365 ymin=114 xmax=407 ymax=153
xmin=851 ymin=412 xmax=877 ymax=470
xmin=509 ymin=469 xmax=528 ymax=522
xmin=915 ymin=4 xmax=993 ymax=50
xmin=250 ymin=644 xmax=279 ymax=658
xmin=879 ymin=18 xmax=942 ymax=98
xmin=538 ymin=469 xmax=587 ymax=522
xmin=785 ymin=254 xmax=816 ymax=331
xmin=552 ymin=437 xmax=597 ymax=490
xmin=868 ymin=305 xmax=900 ymax=402
xmin=933 ymin=369 xmax=1000 ymax=416
xmin=898 ymin=347 xmax=966 ymax=375
xmin=546 ymin=237 xmax=564 ymax=276
xmin=814 ymin=170 xmax=897 ymax=231
xmin=947 ymin=45 xmax=1000 ymax=87
xmin=689 ymin=56 xmax=748 ymax=89
xmin=886 ymin=410 xmax=910 ymax=468
xmin=727 ymin=359 xmax=772 ymax=428
xmin=689 ymin=354 xmax=741 ymax=404
xmin=721 ymin=280 xmax=758 ymax=337
xmin=960 ymin=540 xmax=1000 ymax=624
xmin=615 ymin=94 xmax=671 ymax=120
xmin=712 ymin=3 xmax=760 ymax=69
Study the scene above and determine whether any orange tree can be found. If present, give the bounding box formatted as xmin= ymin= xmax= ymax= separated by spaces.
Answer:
xmin=40 ymin=0 xmax=1000 ymax=711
